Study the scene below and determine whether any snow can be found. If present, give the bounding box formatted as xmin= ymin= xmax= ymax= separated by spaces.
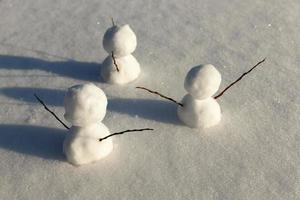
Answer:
xmin=64 ymin=83 xmax=107 ymax=126
xmin=0 ymin=0 xmax=300 ymax=199
xmin=64 ymin=123 xmax=113 ymax=166
xmin=101 ymin=24 xmax=140 ymax=84
xmin=103 ymin=24 xmax=137 ymax=58
xmin=177 ymin=95 xmax=221 ymax=128
xmin=101 ymin=54 xmax=141 ymax=84
xmin=184 ymin=64 xmax=221 ymax=99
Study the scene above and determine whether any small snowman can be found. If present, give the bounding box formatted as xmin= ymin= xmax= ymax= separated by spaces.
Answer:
xmin=137 ymin=59 xmax=266 ymax=129
xmin=101 ymin=19 xmax=140 ymax=84
xmin=63 ymin=83 xmax=113 ymax=165
xmin=34 ymin=83 xmax=154 ymax=166
xmin=177 ymin=64 xmax=221 ymax=128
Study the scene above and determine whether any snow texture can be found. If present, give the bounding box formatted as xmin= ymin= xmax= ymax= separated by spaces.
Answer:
xmin=0 ymin=0 xmax=300 ymax=199
xmin=178 ymin=95 xmax=221 ymax=128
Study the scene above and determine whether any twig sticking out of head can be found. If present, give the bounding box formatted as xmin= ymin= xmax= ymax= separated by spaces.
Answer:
xmin=34 ymin=94 xmax=70 ymax=129
xmin=111 ymin=51 xmax=120 ymax=72
xmin=99 ymin=128 xmax=154 ymax=142
xmin=214 ymin=58 xmax=266 ymax=99
xmin=136 ymin=86 xmax=184 ymax=107
xmin=111 ymin=17 xmax=115 ymax=26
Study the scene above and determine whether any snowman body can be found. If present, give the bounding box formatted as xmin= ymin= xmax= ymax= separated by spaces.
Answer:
xmin=101 ymin=54 xmax=140 ymax=84
xmin=177 ymin=64 xmax=222 ymax=129
xmin=101 ymin=24 xmax=140 ymax=84
xmin=63 ymin=123 xmax=113 ymax=166
xmin=63 ymin=83 xmax=113 ymax=165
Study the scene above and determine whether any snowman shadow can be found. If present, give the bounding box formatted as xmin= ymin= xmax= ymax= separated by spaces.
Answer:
xmin=1 ymin=87 xmax=182 ymax=125
xmin=0 ymin=124 xmax=66 ymax=161
xmin=108 ymin=98 xmax=183 ymax=126
xmin=1 ymin=87 xmax=64 ymax=106
xmin=0 ymin=54 xmax=103 ymax=82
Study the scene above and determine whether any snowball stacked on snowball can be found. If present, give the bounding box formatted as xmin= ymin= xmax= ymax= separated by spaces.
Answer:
xmin=63 ymin=83 xmax=113 ymax=166
xmin=177 ymin=64 xmax=222 ymax=128
xmin=101 ymin=24 xmax=140 ymax=84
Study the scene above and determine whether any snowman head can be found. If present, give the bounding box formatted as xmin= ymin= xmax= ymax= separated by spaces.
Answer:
xmin=64 ymin=83 xmax=107 ymax=126
xmin=102 ymin=24 xmax=137 ymax=57
xmin=184 ymin=64 xmax=221 ymax=100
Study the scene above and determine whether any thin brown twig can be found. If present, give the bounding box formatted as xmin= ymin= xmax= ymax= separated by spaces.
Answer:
xmin=136 ymin=86 xmax=184 ymax=107
xmin=34 ymin=94 xmax=70 ymax=129
xmin=34 ymin=94 xmax=153 ymax=142
xmin=111 ymin=51 xmax=120 ymax=72
xmin=111 ymin=17 xmax=115 ymax=26
xmin=99 ymin=128 xmax=154 ymax=142
xmin=214 ymin=58 xmax=266 ymax=99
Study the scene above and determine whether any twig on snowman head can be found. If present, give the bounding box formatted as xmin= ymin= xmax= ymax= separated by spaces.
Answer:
xmin=99 ymin=128 xmax=154 ymax=142
xmin=111 ymin=17 xmax=115 ymax=26
xmin=136 ymin=86 xmax=184 ymax=107
xmin=111 ymin=51 xmax=120 ymax=72
xmin=214 ymin=58 xmax=266 ymax=99
xmin=34 ymin=94 xmax=70 ymax=129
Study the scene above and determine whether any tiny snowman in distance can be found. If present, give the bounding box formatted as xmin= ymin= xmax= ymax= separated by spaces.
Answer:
xmin=137 ymin=58 xmax=266 ymax=129
xmin=101 ymin=19 xmax=141 ymax=84
xmin=63 ymin=83 xmax=113 ymax=165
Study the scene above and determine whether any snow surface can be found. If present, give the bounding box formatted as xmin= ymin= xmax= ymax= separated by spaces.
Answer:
xmin=0 ymin=0 xmax=300 ymax=199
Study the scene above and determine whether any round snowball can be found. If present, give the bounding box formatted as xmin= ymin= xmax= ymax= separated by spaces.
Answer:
xmin=177 ymin=94 xmax=221 ymax=128
xmin=101 ymin=54 xmax=140 ymax=84
xmin=184 ymin=64 xmax=221 ymax=100
xmin=103 ymin=24 xmax=137 ymax=57
xmin=64 ymin=83 xmax=107 ymax=126
xmin=63 ymin=123 xmax=113 ymax=166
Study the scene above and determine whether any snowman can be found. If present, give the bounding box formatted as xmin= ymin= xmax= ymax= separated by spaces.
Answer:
xmin=101 ymin=20 xmax=140 ymax=84
xmin=177 ymin=64 xmax=222 ymax=128
xmin=34 ymin=82 xmax=154 ymax=166
xmin=137 ymin=59 xmax=266 ymax=129
xmin=63 ymin=83 xmax=113 ymax=165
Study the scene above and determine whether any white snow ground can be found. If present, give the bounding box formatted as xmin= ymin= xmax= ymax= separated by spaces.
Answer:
xmin=0 ymin=0 xmax=299 ymax=199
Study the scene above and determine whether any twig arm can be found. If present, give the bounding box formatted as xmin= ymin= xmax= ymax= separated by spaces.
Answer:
xmin=111 ymin=51 xmax=120 ymax=72
xmin=136 ymin=86 xmax=183 ymax=107
xmin=34 ymin=94 xmax=70 ymax=130
xmin=99 ymin=128 xmax=154 ymax=142
xmin=214 ymin=58 xmax=266 ymax=99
